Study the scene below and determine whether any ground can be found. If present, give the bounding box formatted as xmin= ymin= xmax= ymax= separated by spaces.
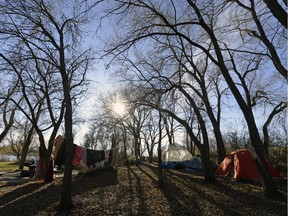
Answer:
xmin=0 ymin=162 xmax=286 ymax=216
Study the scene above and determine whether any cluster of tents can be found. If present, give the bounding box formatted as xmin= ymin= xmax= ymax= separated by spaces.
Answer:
xmin=161 ymin=143 xmax=281 ymax=181
xmin=29 ymin=137 xmax=280 ymax=182
xmin=28 ymin=135 xmax=119 ymax=181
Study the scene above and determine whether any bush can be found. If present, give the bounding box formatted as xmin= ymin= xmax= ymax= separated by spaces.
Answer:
xmin=269 ymin=146 xmax=287 ymax=166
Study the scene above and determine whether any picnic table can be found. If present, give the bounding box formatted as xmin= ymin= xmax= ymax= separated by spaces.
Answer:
xmin=20 ymin=163 xmax=37 ymax=178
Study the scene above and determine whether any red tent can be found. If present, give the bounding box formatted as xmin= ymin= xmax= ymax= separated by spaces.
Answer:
xmin=216 ymin=149 xmax=281 ymax=180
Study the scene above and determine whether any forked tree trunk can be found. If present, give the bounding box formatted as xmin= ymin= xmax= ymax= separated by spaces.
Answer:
xmin=18 ymin=127 xmax=34 ymax=170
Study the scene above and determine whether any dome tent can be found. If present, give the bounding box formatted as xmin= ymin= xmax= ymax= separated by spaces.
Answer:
xmin=216 ymin=149 xmax=281 ymax=181
xmin=162 ymin=143 xmax=193 ymax=169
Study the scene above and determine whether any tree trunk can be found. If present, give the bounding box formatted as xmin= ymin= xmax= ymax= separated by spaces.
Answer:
xmin=157 ymin=111 xmax=163 ymax=187
xmin=59 ymin=34 xmax=74 ymax=209
xmin=199 ymin=145 xmax=214 ymax=182
xmin=0 ymin=126 xmax=12 ymax=144
xmin=19 ymin=145 xmax=29 ymax=170
xmin=248 ymin=119 xmax=278 ymax=195
xmin=60 ymin=94 xmax=74 ymax=209
xmin=148 ymin=146 xmax=154 ymax=163
xmin=134 ymin=136 xmax=139 ymax=159
xmin=33 ymin=131 xmax=48 ymax=179
xmin=138 ymin=138 xmax=141 ymax=159
xmin=176 ymin=85 xmax=215 ymax=181
xmin=164 ymin=117 xmax=173 ymax=145
xmin=18 ymin=127 xmax=34 ymax=170
xmin=122 ymin=128 xmax=127 ymax=162
xmin=201 ymin=88 xmax=226 ymax=163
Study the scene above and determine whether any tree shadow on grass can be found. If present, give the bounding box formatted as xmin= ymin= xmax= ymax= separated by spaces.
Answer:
xmin=141 ymin=162 xmax=287 ymax=216
xmin=141 ymin=163 xmax=205 ymax=215
xmin=0 ymin=181 xmax=62 ymax=216
xmin=0 ymin=168 xmax=118 ymax=216
xmin=72 ymin=168 xmax=118 ymax=194
xmin=97 ymin=165 xmax=135 ymax=216
xmin=137 ymin=164 xmax=158 ymax=182
xmin=129 ymin=165 xmax=150 ymax=216
xmin=0 ymin=181 xmax=46 ymax=206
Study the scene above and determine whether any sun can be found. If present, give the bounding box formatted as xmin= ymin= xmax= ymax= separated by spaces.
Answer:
xmin=112 ymin=101 xmax=127 ymax=117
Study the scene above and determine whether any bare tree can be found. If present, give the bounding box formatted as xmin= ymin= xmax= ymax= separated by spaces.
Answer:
xmin=15 ymin=118 xmax=36 ymax=170
xmin=0 ymin=44 xmax=65 ymax=177
xmin=186 ymin=0 xmax=282 ymax=196
xmin=263 ymin=102 xmax=287 ymax=159
xmin=0 ymin=0 xmax=98 ymax=208
xmin=102 ymin=0 xmax=285 ymax=196
xmin=124 ymin=105 xmax=149 ymax=160
xmin=141 ymin=110 xmax=162 ymax=163
xmin=6 ymin=119 xmax=37 ymax=165
xmin=228 ymin=0 xmax=287 ymax=79
xmin=0 ymin=77 xmax=22 ymax=143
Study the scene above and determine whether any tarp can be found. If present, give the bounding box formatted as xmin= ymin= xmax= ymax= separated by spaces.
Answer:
xmin=54 ymin=136 xmax=118 ymax=169
xmin=216 ymin=149 xmax=281 ymax=180
xmin=188 ymin=157 xmax=202 ymax=170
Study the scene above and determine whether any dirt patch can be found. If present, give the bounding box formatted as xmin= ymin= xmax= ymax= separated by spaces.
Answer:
xmin=0 ymin=163 xmax=286 ymax=216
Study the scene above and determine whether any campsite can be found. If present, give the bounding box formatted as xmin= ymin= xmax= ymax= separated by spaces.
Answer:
xmin=0 ymin=1 xmax=287 ymax=215
xmin=1 ymin=138 xmax=287 ymax=215
xmin=0 ymin=161 xmax=287 ymax=216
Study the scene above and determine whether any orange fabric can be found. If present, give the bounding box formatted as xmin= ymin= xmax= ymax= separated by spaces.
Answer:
xmin=233 ymin=150 xmax=259 ymax=179
xmin=215 ymin=154 xmax=233 ymax=177
xmin=216 ymin=149 xmax=281 ymax=180
xmin=33 ymin=148 xmax=46 ymax=180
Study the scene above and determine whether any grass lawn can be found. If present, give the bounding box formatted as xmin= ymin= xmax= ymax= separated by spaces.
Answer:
xmin=0 ymin=161 xmax=19 ymax=172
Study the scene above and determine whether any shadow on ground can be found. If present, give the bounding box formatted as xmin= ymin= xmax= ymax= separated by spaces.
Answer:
xmin=0 ymin=163 xmax=286 ymax=216
xmin=0 ymin=168 xmax=118 ymax=216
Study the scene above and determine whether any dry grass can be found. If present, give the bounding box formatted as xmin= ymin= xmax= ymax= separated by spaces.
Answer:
xmin=0 ymin=162 xmax=286 ymax=216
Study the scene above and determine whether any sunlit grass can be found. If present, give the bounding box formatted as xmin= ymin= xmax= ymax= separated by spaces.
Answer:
xmin=0 ymin=161 xmax=19 ymax=172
